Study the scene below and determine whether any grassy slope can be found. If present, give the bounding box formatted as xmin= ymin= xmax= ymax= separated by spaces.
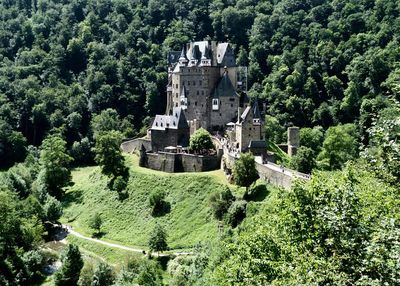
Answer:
xmin=61 ymin=154 xmax=232 ymax=250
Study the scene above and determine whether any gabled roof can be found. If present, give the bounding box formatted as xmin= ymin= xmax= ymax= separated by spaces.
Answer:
xmin=151 ymin=107 xmax=189 ymax=131
xmin=240 ymin=106 xmax=251 ymax=122
xmin=212 ymin=72 xmax=237 ymax=98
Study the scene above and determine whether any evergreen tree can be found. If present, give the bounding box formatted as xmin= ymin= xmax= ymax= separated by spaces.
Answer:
xmin=148 ymin=224 xmax=168 ymax=255
xmin=54 ymin=244 xmax=84 ymax=286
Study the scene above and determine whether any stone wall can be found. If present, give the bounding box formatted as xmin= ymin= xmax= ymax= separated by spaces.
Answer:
xmin=221 ymin=149 xmax=309 ymax=189
xmin=142 ymin=152 xmax=221 ymax=173
xmin=121 ymin=138 xmax=152 ymax=153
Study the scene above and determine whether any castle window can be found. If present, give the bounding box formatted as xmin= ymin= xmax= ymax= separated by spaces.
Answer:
xmin=176 ymin=93 xmax=178 ymax=98
xmin=193 ymin=81 xmax=196 ymax=86
xmin=175 ymin=84 xmax=178 ymax=88
xmin=202 ymin=90 xmax=204 ymax=95
xmin=175 ymin=103 xmax=178 ymax=107
xmin=188 ymin=69 xmax=190 ymax=72
xmin=197 ymin=91 xmax=199 ymax=95
xmin=199 ymin=80 xmax=202 ymax=86
xmin=188 ymin=81 xmax=190 ymax=86
xmin=219 ymin=113 xmax=222 ymax=116
xmin=195 ymin=101 xmax=197 ymax=106
xmin=183 ymin=81 xmax=185 ymax=85
xmin=231 ymin=104 xmax=233 ymax=107
xmin=229 ymin=98 xmax=235 ymax=102
xmin=212 ymin=99 xmax=219 ymax=111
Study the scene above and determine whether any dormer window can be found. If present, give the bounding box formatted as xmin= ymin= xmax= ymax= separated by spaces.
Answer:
xmin=212 ymin=99 xmax=219 ymax=111
xmin=253 ymin=118 xmax=260 ymax=125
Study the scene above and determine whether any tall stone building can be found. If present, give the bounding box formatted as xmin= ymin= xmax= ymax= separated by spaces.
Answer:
xmin=226 ymin=100 xmax=265 ymax=153
xmin=166 ymin=41 xmax=247 ymax=131
xmin=150 ymin=107 xmax=190 ymax=152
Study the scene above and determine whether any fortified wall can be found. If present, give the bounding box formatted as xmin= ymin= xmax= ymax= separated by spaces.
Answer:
xmin=141 ymin=152 xmax=221 ymax=173
xmin=221 ymin=145 xmax=309 ymax=189
xmin=120 ymin=137 xmax=151 ymax=153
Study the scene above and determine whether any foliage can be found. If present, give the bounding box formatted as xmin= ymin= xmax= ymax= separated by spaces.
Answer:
xmin=204 ymin=165 xmax=400 ymax=285
xmin=78 ymin=261 xmax=94 ymax=286
xmin=94 ymin=131 xmax=127 ymax=178
xmin=189 ymin=128 xmax=214 ymax=154
xmin=299 ymin=126 xmax=324 ymax=153
xmin=209 ymin=188 xmax=235 ymax=221
xmin=289 ymin=146 xmax=316 ymax=174
xmin=44 ymin=195 xmax=63 ymax=223
xmin=361 ymin=99 xmax=400 ymax=185
xmin=233 ymin=152 xmax=259 ymax=189
xmin=148 ymin=189 xmax=170 ymax=216
xmin=317 ymin=123 xmax=359 ymax=170
xmin=88 ymin=212 xmax=103 ymax=234
xmin=225 ymin=200 xmax=247 ymax=228
xmin=148 ymin=224 xmax=168 ymax=254
xmin=54 ymin=244 xmax=84 ymax=286
xmin=39 ymin=135 xmax=73 ymax=198
xmin=92 ymin=262 xmax=115 ymax=286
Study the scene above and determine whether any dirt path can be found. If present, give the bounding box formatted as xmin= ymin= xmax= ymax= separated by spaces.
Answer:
xmin=62 ymin=224 xmax=192 ymax=257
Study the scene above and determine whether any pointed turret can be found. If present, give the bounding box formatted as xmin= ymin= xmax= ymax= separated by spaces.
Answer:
xmin=179 ymin=46 xmax=188 ymax=65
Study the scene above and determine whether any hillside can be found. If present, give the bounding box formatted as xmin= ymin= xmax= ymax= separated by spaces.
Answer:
xmin=60 ymin=155 xmax=229 ymax=250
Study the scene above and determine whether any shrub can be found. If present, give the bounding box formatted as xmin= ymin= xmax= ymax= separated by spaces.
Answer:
xmin=209 ymin=188 xmax=235 ymax=220
xmin=226 ymin=200 xmax=247 ymax=228
xmin=148 ymin=189 xmax=170 ymax=216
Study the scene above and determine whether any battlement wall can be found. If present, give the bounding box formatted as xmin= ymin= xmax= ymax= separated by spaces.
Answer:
xmin=121 ymin=138 xmax=152 ymax=153
xmin=141 ymin=152 xmax=221 ymax=173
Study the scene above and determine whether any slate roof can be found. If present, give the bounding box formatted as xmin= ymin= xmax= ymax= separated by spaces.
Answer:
xmin=239 ymin=100 xmax=262 ymax=122
xmin=216 ymin=43 xmax=229 ymax=65
xmin=151 ymin=107 xmax=189 ymax=131
xmin=248 ymin=140 xmax=267 ymax=149
xmin=212 ymin=72 xmax=237 ymax=98
xmin=168 ymin=51 xmax=181 ymax=66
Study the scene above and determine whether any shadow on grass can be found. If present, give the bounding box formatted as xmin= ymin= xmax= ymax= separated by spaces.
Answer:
xmin=243 ymin=184 xmax=269 ymax=202
xmin=62 ymin=188 xmax=83 ymax=208
xmin=92 ymin=231 xmax=106 ymax=239
xmin=151 ymin=201 xmax=171 ymax=217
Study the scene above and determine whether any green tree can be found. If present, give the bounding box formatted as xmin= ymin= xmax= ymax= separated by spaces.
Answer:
xmin=209 ymin=188 xmax=235 ymax=221
xmin=92 ymin=262 xmax=115 ymax=286
xmin=89 ymin=212 xmax=103 ymax=235
xmin=54 ymin=244 xmax=84 ymax=286
xmin=148 ymin=223 xmax=168 ymax=255
xmin=43 ymin=195 xmax=63 ymax=223
xmin=39 ymin=135 xmax=73 ymax=198
xmin=290 ymin=146 xmax=316 ymax=174
xmin=189 ymin=128 xmax=214 ymax=154
xmin=317 ymin=124 xmax=359 ymax=170
xmin=94 ymin=131 xmax=128 ymax=178
xmin=233 ymin=152 xmax=259 ymax=190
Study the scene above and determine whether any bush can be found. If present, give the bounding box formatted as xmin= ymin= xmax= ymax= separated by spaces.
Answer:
xmin=88 ymin=212 xmax=103 ymax=235
xmin=44 ymin=195 xmax=63 ymax=223
xmin=209 ymin=188 xmax=235 ymax=220
xmin=226 ymin=200 xmax=247 ymax=228
xmin=148 ymin=189 xmax=170 ymax=216
xmin=189 ymin=128 xmax=214 ymax=154
xmin=92 ymin=262 xmax=115 ymax=286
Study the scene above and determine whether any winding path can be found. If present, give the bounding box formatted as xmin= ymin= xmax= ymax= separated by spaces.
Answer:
xmin=61 ymin=224 xmax=192 ymax=257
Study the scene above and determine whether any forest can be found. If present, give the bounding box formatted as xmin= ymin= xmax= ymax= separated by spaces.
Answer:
xmin=0 ymin=0 xmax=399 ymax=285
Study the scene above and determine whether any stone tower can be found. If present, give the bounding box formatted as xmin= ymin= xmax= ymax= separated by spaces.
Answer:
xmin=166 ymin=41 xmax=246 ymax=131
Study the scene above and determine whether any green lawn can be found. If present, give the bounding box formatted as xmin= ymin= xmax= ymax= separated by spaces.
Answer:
xmin=61 ymin=154 xmax=230 ymax=251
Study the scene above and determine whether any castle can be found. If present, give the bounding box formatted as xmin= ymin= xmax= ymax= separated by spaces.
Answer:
xmin=148 ymin=40 xmax=264 ymax=154
xmin=120 ymin=40 xmax=307 ymax=186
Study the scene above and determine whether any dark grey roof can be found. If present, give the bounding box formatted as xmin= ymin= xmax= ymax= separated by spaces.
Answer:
xmin=179 ymin=47 xmax=188 ymax=62
xmin=212 ymin=72 xmax=237 ymax=98
xmin=248 ymin=140 xmax=267 ymax=149
xmin=252 ymin=100 xmax=261 ymax=119
xmin=151 ymin=107 xmax=189 ymax=131
xmin=168 ymin=51 xmax=181 ymax=66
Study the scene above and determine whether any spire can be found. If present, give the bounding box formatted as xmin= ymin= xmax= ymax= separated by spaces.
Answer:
xmin=179 ymin=45 xmax=188 ymax=64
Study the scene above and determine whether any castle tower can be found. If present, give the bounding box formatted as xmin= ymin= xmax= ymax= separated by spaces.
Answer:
xmin=167 ymin=40 xmax=242 ymax=130
xmin=287 ymin=127 xmax=299 ymax=157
